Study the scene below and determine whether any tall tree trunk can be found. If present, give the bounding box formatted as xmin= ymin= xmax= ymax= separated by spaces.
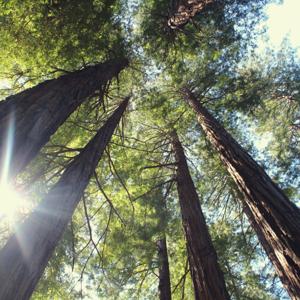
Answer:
xmin=157 ymin=237 xmax=172 ymax=300
xmin=168 ymin=0 xmax=214 ymax=29
xmin=171 ymin=130 xmax=230 ymax=300
xmin=0 ymin=97 xmax=129 ymax=300
xmin=0 ymin=58 xmax=128 ymax=179
xmin=181 ymin=87 xmax=300 ymax=300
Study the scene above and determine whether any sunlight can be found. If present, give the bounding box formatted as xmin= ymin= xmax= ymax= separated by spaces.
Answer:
xmin=257 ymin=0 xmax=300 ymax=56
xmin=266 ymin=0 xmax=300 ymax=48
xmin=0 ymin=182 xmax=25 ymax=220
xmin=0 ymin=108 xmax=22 ymax=220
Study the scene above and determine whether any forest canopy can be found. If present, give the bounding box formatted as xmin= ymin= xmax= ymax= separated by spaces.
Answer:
xmin=0 ymin=0 xmax=299 ymax=299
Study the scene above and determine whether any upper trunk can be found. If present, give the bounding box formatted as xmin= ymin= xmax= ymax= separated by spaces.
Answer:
xmin=0 ymin=97 xmax=129 ymax=300
xmin=157 ymin=237 xmax=172 ymax=300
xmin=0 ymin=58 xmax=128 ymax=179
xmin=181 ymin=87 xmax=300 ymax=300
xmin=171 ymin=130 xmax=230 ymax=300
xmin=168 ymin=0 xmax=214 ymax=29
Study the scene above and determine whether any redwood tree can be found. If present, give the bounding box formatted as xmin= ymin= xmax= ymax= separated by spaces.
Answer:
xmin=181 ymin=87 xmax=300 ymax=300
xmin=0 ymin=58 xmax=128 ymax=179
xmin=0 ymin=97 xmax=129 ymax=300
xmin=168 ymin=0 xmax=214 ymax=29
xmin=157 ymin=237 xmax=172 ymax=300
xmin=171 ymin=130 xmax=230 ymax=300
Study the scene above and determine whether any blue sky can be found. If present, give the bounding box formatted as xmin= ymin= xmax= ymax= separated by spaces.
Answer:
xmin=262 ymin=0 xmax=300 ymax=55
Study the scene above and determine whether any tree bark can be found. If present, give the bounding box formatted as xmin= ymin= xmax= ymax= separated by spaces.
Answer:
xmin=168 ymin=0 xmax=214 ymax=29
xmin=171 ymin=130 xmax=230 ymax=300
xmin=181 ymin=87 xmax=300 ymax=300
xmin=0 ymin=97 xmax=129 ymax=300
xmin=0 ymin=58 xmax=128 ymax=179
xmin=157 ymin=237 xmax=172 ymax=300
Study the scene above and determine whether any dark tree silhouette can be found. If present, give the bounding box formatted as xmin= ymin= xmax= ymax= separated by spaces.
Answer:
xmin=0 ymin=58 xmax=128 ymax=179
xmin=0 ymin=97 xmax=129 ymax=300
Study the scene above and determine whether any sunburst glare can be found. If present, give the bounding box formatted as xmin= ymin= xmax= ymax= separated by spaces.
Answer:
xmin=0 ymin=113 xmax=27 ymax=221
xmin=0 ymin=182 xmax=25 ymax=221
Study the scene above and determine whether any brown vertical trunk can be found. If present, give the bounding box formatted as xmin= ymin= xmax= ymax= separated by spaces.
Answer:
xmin=168 ymin=0 xmax=214 ymax=29
xmin=171 ymin=130 xmax=230 ymax=300
xmin=0 ymin=58 xmax=128 ymax=179
xmin=157 ymin=237 xmax=172 ymax=300
xmin=182 ymin=88 xmax=300 ymax=300
xmin=0 ymin=97 xmax=129 ymax=300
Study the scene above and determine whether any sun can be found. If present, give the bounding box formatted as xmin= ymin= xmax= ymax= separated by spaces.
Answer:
xmin=0 ymin=182 xmax=25 ymax=220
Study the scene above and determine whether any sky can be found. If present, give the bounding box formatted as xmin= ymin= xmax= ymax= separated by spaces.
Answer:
xmin=261 ymin=0 xmax=300 ymax=55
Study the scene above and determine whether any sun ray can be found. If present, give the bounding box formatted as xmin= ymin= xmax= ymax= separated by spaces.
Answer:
xmin=0 ymin=113 xmax=27 ymax=222
xmin=1 ymin=112 xmax=15 ymax=183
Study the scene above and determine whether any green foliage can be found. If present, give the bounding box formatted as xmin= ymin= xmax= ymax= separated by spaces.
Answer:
xmin=0 ymin=0 xmax=127 ymax=83
xmin=137 ymin=0 xmax=270 ymax=66
xmin=0 ymin=0 xmax=298 ymax=299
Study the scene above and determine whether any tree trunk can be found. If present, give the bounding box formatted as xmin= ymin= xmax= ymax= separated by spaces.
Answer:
xmin=157 ymin=237 xmax=172 ymax=300
xmin=0 ymin=58 xmax=128 ymax=179
xmin=171 ymin=130 xmax=230 ymax=300
xmin=181 ymin=87 xmax=300 ymax=300
xmin=0 ymin=97 xmax=129 ymax=300
xmin=168 ymin=0 xmax=214 ymax=29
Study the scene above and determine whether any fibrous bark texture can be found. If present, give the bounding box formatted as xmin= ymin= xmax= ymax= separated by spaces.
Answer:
xmin=168 ymin=0 xmax=214 ymax=29
xmin=157 ymin=237 xmax=172 ymax=300
xmin=171 ymin=130 xmax=230 ymax=300
xmin=0 ymin=58 xmax=128 ymax=179
xmin=182 ymin=87 xmax=300 ymax=300
xmin=0 ymin=97 xmax=129 ymax=300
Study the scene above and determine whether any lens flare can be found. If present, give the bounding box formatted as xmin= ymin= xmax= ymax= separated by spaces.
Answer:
xmin=0 ymin=182 xmax=24 ymax=220
xmin=0 ymin=112 xmax=26 ymax=221
xmin=1 ymin=111 xmax=15 ymax=182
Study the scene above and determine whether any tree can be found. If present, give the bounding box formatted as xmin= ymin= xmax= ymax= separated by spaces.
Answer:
xmin=157 ymin=237 xmax=172 ymax=300
xmin=0 ymin=58 xmax=128 ymax=179
xmin=0 ymin=97 xmax=129 ymax=300
xmin=0 ymin=0 xmax=298 ymax=298
xmin=138 ymin=0 xmax=269 ymax=67
xmin=167 ymin=0 xmax=214 ymax=29
xmin=181 ymin=87 xmax=300 ymax=299
xmin=171 ymin=130 xmax=230 ymax=300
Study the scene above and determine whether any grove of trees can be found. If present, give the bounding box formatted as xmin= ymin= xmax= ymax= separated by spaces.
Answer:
xmin=0 ymin=0 xmax=299 ymax=299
